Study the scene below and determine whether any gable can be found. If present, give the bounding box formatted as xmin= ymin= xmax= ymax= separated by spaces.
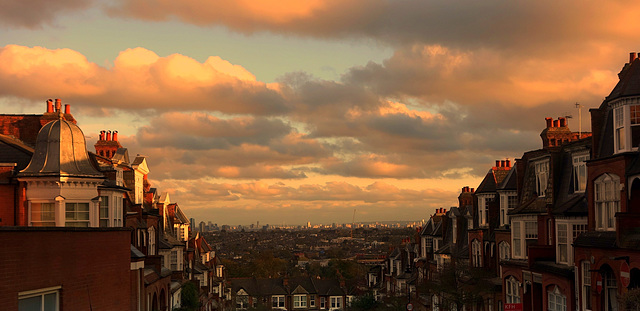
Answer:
xmin=292 ymin=284 xmax=309 ymax=294
xmin=237 ymin=288 xmax=248 ymax=296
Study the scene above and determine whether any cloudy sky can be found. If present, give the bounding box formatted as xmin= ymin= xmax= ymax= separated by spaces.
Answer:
xmin=1 ymin=0 xmax=638 ymax=226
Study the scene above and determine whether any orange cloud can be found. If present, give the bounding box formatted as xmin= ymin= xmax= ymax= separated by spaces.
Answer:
xmin=0 ymin=45 xmax=286 ymax=114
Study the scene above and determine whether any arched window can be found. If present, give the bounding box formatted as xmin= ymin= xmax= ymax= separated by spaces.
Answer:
xmin=602 ymin=267 xmax=618 ymax=311
xmin=472 ymin=239 xmax=482 ymax=267
xmin=594 ymin=174 xmax=620 ymax=231
xmin=505 ymin=276 xmax=520 ymax=303
xmin=548 ymin=286 xmax=567 ymax=311
xmin=499 ymin=241 xmax=510 ymax=261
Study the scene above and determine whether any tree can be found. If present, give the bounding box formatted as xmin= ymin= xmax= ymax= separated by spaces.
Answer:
xmin=621 ymin=288 xmax=640 ymax=311
xmin=178 ymin=281 xmax=200 ymax=311
xmin=420 ymin=260 xmax=495 ymax=310
xmin=348 ymin=293 xmax=379 ymax=311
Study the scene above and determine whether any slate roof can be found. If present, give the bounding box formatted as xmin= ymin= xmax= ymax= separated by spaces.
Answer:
xmin=573 ymin=231 xmax=617 ymax=249
xmin=0 ymin=133 xmax=33 ymax=172
xmin=605 ymin=57 xmax=640 ymax=103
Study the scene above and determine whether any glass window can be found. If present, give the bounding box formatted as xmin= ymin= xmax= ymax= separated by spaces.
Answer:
xmin=472 ymin=239 xmax=482 ymax=267
xmin=535 ymin=160 xmax=549 ymax=196
xmin=272 ymin=296 xmax=285 ymax=309
xmin=65 ymin=203 xmax=89 ymax=227
xmin=236 ymin=296 xmax=248 ymax=310
xmin=99 ymin=196 xmax=109 ymax=227
xmin=582 ymin=262 xmax=591 ymax=311
xmin=31 ymin=203 xmax=55 ymax=227
xmin=615 ymin=106 xmax=625 ymax=151
xmin=573 ymin=154 xmax=589 ymax=192
xmin=548 ymin=286 xmax=567 ymax=311
xmin=505 ymin=277 xmax=520 ymax=303
xmin=310 ymin=295 xmax=316 ymax=307
xmin=499 ymin=241 xmax=510 ymax=261
xmin=557 ymin=224 xmax=568 ymax=264
xmin=512 ymin=222 xmax=522 ymax=258
xmin=330 ymin=297 xmax=342 ymax=309
xmin=594 ymin=174 xmax=620 ymax=231
xmin=19 ymin=287 xmax=59 ymax=311
xmin=321 ymin=297 xmax=326 ymax=309
xmin=294 ymin=295 xmax=307 ymax=308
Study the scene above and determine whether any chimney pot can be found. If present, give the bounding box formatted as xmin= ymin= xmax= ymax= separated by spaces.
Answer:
xmin=113 ymin=130 xmax=118 ymax=141
xmin=500 ymin=160 xmax=505 ymax=167
xmin=99 ymin=130 xmax=105 ymax=141
xmin=46 ymin=99 xmax=54 ymax=113
xmin=470 ymin=188 xmax=474 ymax=192
xmin=631 ymin=52 xmax=637 ymax=63
xmin=545 ymin=117 xmax=553 ymax=128
xmin=506 ymin=159 xmax=511 ymax=167
xmin=64 ymin=104 xmax=70 ymax=114
xmin=55 ymin=99 xmax=61 ymax=112
xmin=553 ymin=119 xmax=560 ymax=127
xmin=106 ymin=130 xmax=112 ymax=141
xmin=495 ymin=160 xmax=500 ymax=167
xmin=559 ymin=117 xmax=566 ymax=127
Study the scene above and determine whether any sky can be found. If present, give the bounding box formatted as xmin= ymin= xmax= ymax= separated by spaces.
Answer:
xmin=1 ymin=0 xmax=639 ymax=226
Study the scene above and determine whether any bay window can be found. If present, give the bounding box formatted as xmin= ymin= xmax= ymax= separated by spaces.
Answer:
xmin=30 ymin=202 xmax=55 ymax=227
xmin=612 ymin=100 xmax=640 ymax=153
xmin=294 ymin=295 xmax=307 ymax=308
xmin=478 ymin=194 xmax=494 ymax=227
xmin=272 ymin=295 xmax=285 ymax=309
xmin=499 ymin=191 xmax=517 ymax=226
xmin=65 ymin=202 xmax=89 ymax=227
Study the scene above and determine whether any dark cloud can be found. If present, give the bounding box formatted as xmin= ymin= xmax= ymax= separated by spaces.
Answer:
xmin=0 ymin=0 xmax=92 ymax=28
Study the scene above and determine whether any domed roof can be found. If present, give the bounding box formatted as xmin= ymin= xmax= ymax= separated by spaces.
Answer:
xmin=18 ymin=115 xmax=102 ymax=178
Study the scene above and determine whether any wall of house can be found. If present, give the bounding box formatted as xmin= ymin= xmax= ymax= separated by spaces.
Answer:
xmin=0 ymin=227 xmax=131 ymax=310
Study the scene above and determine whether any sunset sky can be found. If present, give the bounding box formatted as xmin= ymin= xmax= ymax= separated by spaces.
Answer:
xmin=1 ymin=0 xmax=639 ymax=226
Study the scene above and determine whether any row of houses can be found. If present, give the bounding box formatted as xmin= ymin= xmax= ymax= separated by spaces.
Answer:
xmin=0 ymin=99 xmax=226 ymax=310
xmin=373 ymin=52 xmax=640 ymax=311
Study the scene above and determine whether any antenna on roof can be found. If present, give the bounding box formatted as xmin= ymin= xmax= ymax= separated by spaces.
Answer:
xmin=575 ymin=103 xmax=583 ymax=137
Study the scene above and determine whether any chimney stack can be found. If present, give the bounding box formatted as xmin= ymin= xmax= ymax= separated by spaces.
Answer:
xmin=46 ymin=99 xmax=53 ymax=113
xmin=559 ymin=117 xmax=566 ymax=127
xmin=64 ymin=104 xmax=70 ymax=115
xmin=546 ymin=117 xmax=553 ymax=128
xmin=631 ymin=52 xmax=637 ymax=63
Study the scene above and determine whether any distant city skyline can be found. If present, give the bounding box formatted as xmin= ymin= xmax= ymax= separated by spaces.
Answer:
xmin=2 ymin=1 xmax=640 ymax=225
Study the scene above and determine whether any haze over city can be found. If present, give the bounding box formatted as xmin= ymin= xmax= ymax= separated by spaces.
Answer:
xmin=2 ymin=0 xmax=640 ymax=225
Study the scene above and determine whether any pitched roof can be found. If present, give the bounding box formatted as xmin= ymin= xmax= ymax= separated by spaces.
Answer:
xmin=604 ymin=57 xmax=640 ymax=104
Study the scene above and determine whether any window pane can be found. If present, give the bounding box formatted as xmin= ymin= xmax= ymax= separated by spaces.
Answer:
xmin=43 ymin=293 xmax=57 ymax=311
xmin=19 ymin=296 xmax=41 ymax=311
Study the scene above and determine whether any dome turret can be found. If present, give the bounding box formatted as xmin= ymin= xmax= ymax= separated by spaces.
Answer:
xmin=19 ymin=105 xmax=102 ymax=178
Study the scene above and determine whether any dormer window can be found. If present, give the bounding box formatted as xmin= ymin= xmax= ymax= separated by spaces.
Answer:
xmin=535 ymin=160 xmax=549 ymax=196
xmin=477 ymin=194 xmax=494 ymax=227
xmin=572 ymin=153 xmax=589 ymax=192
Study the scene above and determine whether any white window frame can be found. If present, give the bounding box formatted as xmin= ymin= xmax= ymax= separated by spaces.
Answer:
xmin=29 ymin=201 xmax=56 ymax=227
xmin=499 ymin=191 xmax=517 ymax=227
xmin=18 ymin=286 xmax=61 ymax=311
xmin=99 ymin=195 xmax=110 ymax=227
xmin=310 ymin=295 xmax=316 ymax=307
xmin=555 ymin=218 xmax=587 ymax=265
xmin=499 ymin=241 xmax=510 ymax=261
xmin=511 ymin=216 xmax=537 ymax=259
xmin=64 ymin=202 xmax=90 ymax=227
xmin=320 ymin=297 xmax=326 ymax=309
xmin=477 ymin=194 xmax=495 ymax=227
xmin=535 ymin=159 xmax=550 ymax=197
xmin=272 ymin=295 xmax=285 ymax=309
xmin=572 ymin=153 xmax=589 ymax=192
xmin=505 ymin=277 xmax=520 ymax=303
xmin=472 ymin=239 xmax=482 ymax=267
xmin=594 ymin=173 xmax=620 ymax=231
xmin=330 ymin=296 xmax=342 ymax=310
xmin=294 ymin=294 xmax=307 ymax=308
xmin=236 ymin=295 xmax=249 ymax=310
xmin=581 ymin=261 xmax=592 ymax=311
xmin=548 ymin=286 xmax=567 ymax=311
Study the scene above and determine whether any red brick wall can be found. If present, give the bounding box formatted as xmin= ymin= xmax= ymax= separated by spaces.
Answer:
xmin=0 ymin=184 xmax=15 ymax=226
xmin=0 ymin=228 xmax=131 ymax=310
xmin=0 ymin=115 xmax=42 ymax=146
